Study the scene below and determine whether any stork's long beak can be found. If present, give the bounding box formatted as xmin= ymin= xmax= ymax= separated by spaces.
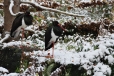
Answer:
xmin=58 ymin=24 xmax=67 ymax=31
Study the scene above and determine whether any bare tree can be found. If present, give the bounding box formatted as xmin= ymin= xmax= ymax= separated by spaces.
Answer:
xmin=3 ymin=0 xmax=20 ymax=36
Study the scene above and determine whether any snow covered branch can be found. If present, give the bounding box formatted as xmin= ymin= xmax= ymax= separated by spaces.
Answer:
xmin=9 ymin=0 xmax=16 ymax=16
xmin=9 ymin=0 xmax=23 ymax=16
xmin=20 ymin=1 xmax=85 ymax=17
xmin=0 ymin=32 xmax=10 ymax=43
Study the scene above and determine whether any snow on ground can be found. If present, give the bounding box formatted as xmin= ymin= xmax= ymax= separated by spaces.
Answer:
xmin=93 ymin=63 xmax=111 ymax=76
xmin=0 ymin=0 xmax=114 ymax=75
xmin=1 ymin=32 xmax=114 ymax=76
xmin=27 ymin=33 xmax=114 ymax=76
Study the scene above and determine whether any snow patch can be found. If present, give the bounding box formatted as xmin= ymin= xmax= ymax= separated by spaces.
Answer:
xmin=0 ymin=67 xmax=9 ymax=73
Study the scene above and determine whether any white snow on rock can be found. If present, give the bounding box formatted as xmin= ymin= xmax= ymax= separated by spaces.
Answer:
xmin=0 ymin=67 xmax=9 ymax=73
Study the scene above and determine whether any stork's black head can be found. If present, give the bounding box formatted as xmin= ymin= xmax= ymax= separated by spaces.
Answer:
xmin=52 ymin=21 xmax=66 ymax=31
xmin=52 ymin=21 xmax=59 ymax=26
xmin=25 ymin=11 xmax=30 ymax=15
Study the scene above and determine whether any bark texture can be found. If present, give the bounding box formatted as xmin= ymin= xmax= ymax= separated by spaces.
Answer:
xmin=4 ymin=0 xmax=20 ymax=32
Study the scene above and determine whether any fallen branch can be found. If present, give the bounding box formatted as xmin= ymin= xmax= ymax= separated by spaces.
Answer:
xmin=20 ymin=1 xmax=85 ymax=17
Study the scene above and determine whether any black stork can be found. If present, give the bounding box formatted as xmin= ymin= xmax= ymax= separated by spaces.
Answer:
xmin=45 ymin=21 xmax=66 ymax=58
xmin=10 ymin=11 xmax=33 ymax=38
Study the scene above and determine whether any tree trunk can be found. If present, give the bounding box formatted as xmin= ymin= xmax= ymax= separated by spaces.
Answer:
xmin=3 ymin=0 xmax=20 ymax=34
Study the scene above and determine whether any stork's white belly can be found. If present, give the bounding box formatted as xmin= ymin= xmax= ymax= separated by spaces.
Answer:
xmin=15 ymin=18 xmax=27 ymax=31
xmin=21 ymin=17 xmax=27 ymax=28
xmin=13 ymin=18 xmax=27 ymax=38
xmin=47 ymin=28 xmax=58 ymax=47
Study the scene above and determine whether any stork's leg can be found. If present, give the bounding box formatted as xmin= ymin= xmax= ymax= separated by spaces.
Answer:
xmin=45 ymin=43 xmax=54 ymax=58
xmin=21 ymin=28 xmax=25 ymax=39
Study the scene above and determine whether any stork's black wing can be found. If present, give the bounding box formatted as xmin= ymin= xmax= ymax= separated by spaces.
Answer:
xmin=24 ymin=15 xmax=33 ymax=25
xmin=53 ymin=25 xmax=63 ymax=36
xmin=45 ymin=25 xmax=52 ymax=51
xmin=10 ymin=14 xmax=24 ymax=37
